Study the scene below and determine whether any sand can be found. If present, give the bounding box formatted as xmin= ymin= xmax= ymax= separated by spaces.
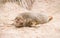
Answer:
xmin=0 ymin=0 xmax=60 ymax=38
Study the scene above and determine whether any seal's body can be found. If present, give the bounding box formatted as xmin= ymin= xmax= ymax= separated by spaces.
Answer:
xmin=14 ymin=12 xmax=52 ymax=28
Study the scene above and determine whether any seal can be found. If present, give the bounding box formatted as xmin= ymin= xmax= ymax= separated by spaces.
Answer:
xmin=13 ymin=12 xmax=53 ymax=28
